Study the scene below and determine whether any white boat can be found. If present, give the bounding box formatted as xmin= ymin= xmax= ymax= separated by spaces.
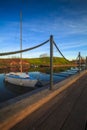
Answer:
xmin=4 ymin=11 xmax=38 ymax=87
xmin=5 ymin=72 xmax=38 ymax=87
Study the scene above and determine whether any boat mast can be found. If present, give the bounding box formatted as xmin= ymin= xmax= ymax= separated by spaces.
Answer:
xmin=20 ymin=11 xmax=23 ymax=73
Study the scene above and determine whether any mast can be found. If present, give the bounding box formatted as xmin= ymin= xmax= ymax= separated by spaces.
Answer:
xmin=20 ymin=11 xmax=23 ymax=73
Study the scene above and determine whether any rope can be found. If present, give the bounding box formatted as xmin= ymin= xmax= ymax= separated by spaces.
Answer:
xmin=53 ymin=41 xmax=70 ymax=63
xmin=81 ymin=56 xmax=85 ymax=64
xmin=0 ymin=39 xmax=49 ymax=56
xmin=76 ymin=55 xmax=79 ymax=61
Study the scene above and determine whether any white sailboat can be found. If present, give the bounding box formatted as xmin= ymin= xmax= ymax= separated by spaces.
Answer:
xmin=5 ymin=72 xmax=38 ymax=87
xmin=4 ymin=11 xmax=38 ymax=87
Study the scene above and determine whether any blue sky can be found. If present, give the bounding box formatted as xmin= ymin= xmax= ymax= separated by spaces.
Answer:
xmin=0 ymin=0 xmax=87 ymax=60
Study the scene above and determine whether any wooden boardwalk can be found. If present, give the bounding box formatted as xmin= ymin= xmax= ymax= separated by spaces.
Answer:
xmin=11 ymin=73 xmax=87 ymax=130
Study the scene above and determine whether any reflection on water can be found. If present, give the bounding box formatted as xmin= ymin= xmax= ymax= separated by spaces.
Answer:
xmin=0 ymin=69 xmax=78 ymax=103
xmin=0 ymin=74 xmax=35 ymax=103
xmin=5 ymin=83 xmax=34 ymax=94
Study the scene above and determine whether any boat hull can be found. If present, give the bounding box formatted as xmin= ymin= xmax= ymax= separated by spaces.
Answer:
xmin=5 ymin=76 xmax=38 ymax=87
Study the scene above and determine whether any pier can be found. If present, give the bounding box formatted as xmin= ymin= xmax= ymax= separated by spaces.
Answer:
xmin=0 ymin=70 xmax=87 ymax=130
xmin=0 ymin=36 xmax=87 ymax=130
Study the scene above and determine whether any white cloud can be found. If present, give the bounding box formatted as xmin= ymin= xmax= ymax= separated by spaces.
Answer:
xmin=58 ymin=42 xmax=87 ymax=50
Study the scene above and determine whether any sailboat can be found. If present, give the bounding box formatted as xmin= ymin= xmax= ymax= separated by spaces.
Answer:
xmin=4 ymin=12 xmax=38 ymax=87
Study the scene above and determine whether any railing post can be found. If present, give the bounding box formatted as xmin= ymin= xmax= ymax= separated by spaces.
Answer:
xmin=78 ymin=52 xmax=81 ymax=72
xmin=86 ymin=56 xmax=87 ymax=70
xmin=50 ymin=35 xmax=53 ymax=90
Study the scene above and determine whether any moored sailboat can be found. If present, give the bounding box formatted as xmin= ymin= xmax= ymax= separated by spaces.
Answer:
xmin=4 ymin=11 xmax=38 ymax=87
xmin=5 ymin=72 xmax=38 ymax=87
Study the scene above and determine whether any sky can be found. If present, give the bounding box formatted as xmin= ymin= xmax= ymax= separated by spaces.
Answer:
xmin=0 ymin=0 xmax=87 ymax=60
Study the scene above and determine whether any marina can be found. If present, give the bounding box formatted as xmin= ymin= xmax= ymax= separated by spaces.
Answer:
xmin=0 ymin=70 xmax=86 ymax=130
xmin=0 ymin=69 xmax=78 ymax=103
xmin=0 ymin=0 xmax=87 ymax=129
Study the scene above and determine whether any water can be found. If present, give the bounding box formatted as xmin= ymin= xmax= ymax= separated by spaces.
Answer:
xmin=0 ymin=69 xmax=78 ymax=103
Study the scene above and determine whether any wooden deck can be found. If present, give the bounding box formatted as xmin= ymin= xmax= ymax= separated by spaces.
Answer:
xmin=10 ymin=72 xmax=87 ymax=130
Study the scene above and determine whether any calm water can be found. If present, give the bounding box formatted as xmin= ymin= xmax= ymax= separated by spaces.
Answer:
xmin=0 ymin=69 xmax=78 ymax=103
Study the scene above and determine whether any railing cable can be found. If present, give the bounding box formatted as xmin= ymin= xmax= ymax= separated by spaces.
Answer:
xmin=0 ymin=39 xmax=49 ymax=56
xmin=53 ymin=41 xmax=70 ymax=63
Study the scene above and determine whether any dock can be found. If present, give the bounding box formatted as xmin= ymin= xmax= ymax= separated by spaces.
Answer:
xmin=0 ymin=70 xmax=87 ymax=130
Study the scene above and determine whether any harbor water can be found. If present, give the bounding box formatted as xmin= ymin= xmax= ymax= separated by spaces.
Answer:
xmin=0 ymin=69 xmax=78 ymax=103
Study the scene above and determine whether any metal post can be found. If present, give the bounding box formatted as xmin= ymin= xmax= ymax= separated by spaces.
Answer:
xmin=86 ymin=56 xmax=87 ymax=70
xmin=50 ymin=35 xmax=53 ymax=90
xmin=20 ymin=11 xmax=23 ymax=73
xmin=78 ymin=52 xmax=81 ymax=72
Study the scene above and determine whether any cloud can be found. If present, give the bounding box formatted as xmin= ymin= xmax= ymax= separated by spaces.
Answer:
xmin=22 ymin=10 xmax=87 ymax=39
xmin=60 ymin=42 xmax=87 ymax=50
